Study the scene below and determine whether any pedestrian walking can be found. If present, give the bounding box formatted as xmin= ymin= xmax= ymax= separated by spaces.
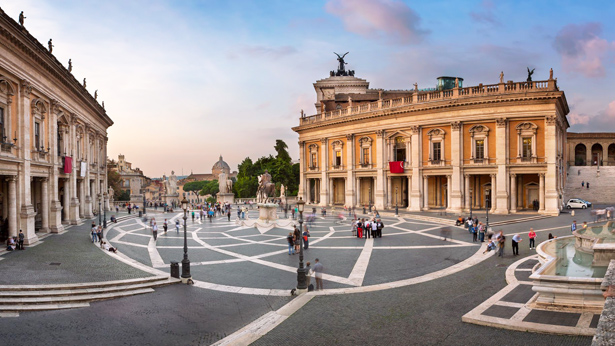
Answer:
xmin=571 ymin=220 xmax=577 ymax=233
xmin=582 ymin=181 xmax=585 ymax=187
xmin=357 ymin=219 xmax=363 ymax=238
xmin=512 ymin=233 xmax=522 ymax=255
xmin=227 ymin=209 xmax=231 ymax=221
xmin=294 ymin=226 xmax=301 ymax=254
xmin=478 ymin=222 xmax=485 ymax=242
xmin=152 ymin=222 xmax=158 ymax=241
xmin=163 ymin=219 xmax=168 ymax=233
xmin=376 ymin=219 xmax=384 ymax=238
xmin=587 ymin=182 xmax=590 ymax=189
xmin=303 ymin=228 xmax=310 ymax=249
xmin=313 ymin=258 xmax=324 ymax=290
xmin=175 ymin=219 xmax=180 ymax=233
xmin=528 ymin=228 xmax=536 ymax=249
xmin=91 ymin=224 xmax=98 ymax=243
xmin=97 ymin=226 xmax=103 ymax=243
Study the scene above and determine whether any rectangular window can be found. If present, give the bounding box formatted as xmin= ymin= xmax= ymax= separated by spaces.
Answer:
xmin=362 ymin=147 xmax=370 ymax=164
xmin=77 ymin=139 xmax=81 ymax=159
xmin=432 ymin=142 xmax=441 ymax=161
xmin=34 ymin=122 xmax=40 ymax=150
xmin=475 ymin=139 xmax=484 ymax=159
xmin=522 ymin=137 xmax=532 ymax=158
xmin=394 ymin=137 xmax=406 ymax=162
xmin=335 ymin=151 xmax=341 ymax=166
xmin=57 ymin=126 xmax=61 ymax=156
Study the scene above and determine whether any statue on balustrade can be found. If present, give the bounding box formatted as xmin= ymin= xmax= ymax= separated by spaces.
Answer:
xmin=527 ymin=67 xmax=535 ymax=82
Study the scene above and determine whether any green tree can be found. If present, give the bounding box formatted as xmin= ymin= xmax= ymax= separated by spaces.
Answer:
xmin=107 ymin=169 xmax=123 ymax=200
xmin=199 ymin=180 xmax=219 ymax=196
xmin=183 ymin=181 xmax=207 ymax=192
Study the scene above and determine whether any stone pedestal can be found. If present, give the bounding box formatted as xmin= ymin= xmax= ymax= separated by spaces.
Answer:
xmin=217 ymin=193 xmax=235 ymax=204
xmin=237 ymin=203 xmax=295 ymax=234
xmin=258 ymin=203 xmax=278 ymax=221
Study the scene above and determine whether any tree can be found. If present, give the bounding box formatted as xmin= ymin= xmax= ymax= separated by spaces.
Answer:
xmin=107 ymin=169 xmax=123 ymax=200
xmin=183 ymin=181 xmax=207 ymax=192
xmin=199 ymin=180 xmax=219 ymax=196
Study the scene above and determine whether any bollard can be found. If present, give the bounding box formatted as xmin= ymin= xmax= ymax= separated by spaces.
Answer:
xmin=170 ymin=261 xmax=179 ymax=278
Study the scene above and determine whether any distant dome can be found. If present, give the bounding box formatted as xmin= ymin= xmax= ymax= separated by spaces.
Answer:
xmin=212 ymin=155 xmax=231 ymax=177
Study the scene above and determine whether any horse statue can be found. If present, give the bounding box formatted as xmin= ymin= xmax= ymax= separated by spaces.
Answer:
xmin=257 ymin=174 xmax=276 ymax=203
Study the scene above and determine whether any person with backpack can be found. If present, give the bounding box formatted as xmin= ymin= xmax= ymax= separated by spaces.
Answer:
xmin=287 ymin=232 xmax=295 ymax=255
xmin=303 ymin=228 xmax=310 ymax=249
xmin=376 ymin=219 xmax=384 ymax=238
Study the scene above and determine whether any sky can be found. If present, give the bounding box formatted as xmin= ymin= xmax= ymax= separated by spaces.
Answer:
xmin=3 ymin=0 xmax=615 ymax=177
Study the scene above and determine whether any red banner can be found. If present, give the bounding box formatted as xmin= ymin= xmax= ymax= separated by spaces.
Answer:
xmin=64 ymin=156 xmax=72 ymax=174
xmin=389 ymin=161 xmax=404 ymax=173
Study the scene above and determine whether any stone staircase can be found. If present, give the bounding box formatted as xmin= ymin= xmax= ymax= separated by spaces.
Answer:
xmin=0 ymin=275 xmax=177 ymax=313
xmin=566 ymin=166 xmax=615 ymax=204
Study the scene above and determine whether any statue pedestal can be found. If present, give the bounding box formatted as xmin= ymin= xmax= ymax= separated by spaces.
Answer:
xmin=237 ymin=203 xmax=295 ymax=234
xmin=217 ymin=193 xmax=235 ymax=204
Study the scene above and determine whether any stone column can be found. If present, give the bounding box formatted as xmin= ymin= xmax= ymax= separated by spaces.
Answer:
xmin=495 ymin=118 xmax=509 ymax=214
xmin=375 ymin=130 xmax=386 ymax=209
xmin=298 ymin=141 xmax=305 ymax=201
xmin=7 ymin=176 xmax=17 ymax=238
xmin=387 ymin=176 xmax=393 ymax=209
xmin=539 ymin=173 xmax=545 ymax=212
xmin=446 ymin=175 xmax=452 ymax=210
xmin=406 ymin=176 xmax=412 ymax=210
xmin=510 ymin=174 xmax=517 ymax=213
xmin=490 ymin=174 xmax=496 ymax=213
xmin=63 ymin=179 xmax=70 ymax=222
xmin=409 ymin=126 xmax=422 ymax=210
xmin=423 ymin=176 xmax=429 ymax=210
xmin=464 ymin=174 xmax=470 ymax=211
xmin=450 ymin=121 xmax=463 ymax=213
xmin=346 ymin=134 xmax=355 ymax=208
xmin=78 ymin=180 xmax=84 ymax=218
xmin=544 ymin=116 xmax=560 ymax=214
xmin=41 ymin=178 xmax=49 ymax=233
xmin=356 ymin=177 xmax=361 ymax=206
xmin=320 ymin=138 xmax=329 ymax=206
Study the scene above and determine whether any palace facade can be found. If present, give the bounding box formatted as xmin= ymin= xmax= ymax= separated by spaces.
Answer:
xmin=0 ymin=9 xmax=113 ymax=244
xmin=294 ymin=67 xmax=569 ymax=216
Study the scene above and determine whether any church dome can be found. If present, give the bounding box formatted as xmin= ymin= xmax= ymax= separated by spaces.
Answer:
xmin=212 ymin=155 xmax=231 ymax=177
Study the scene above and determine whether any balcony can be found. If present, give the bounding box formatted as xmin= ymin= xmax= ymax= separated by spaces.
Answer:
xmin=359 ymin=162 xmax=373 ymax=169
xmin=517 ymin=156 xmax=537 ymax=164
xmin=331 ymin=164 xmax=345 ymax=171
xmin=308 ymin=165 xmax=319 ymax=172
xmin=429 ymin=159 xmax=445 ymax=166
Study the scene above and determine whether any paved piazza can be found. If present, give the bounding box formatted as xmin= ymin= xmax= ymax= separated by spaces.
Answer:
xmin=106 ymin=209 xmax=481 ymax=295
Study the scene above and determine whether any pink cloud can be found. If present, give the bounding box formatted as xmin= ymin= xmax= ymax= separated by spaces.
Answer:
xmin=567 ymin=112 xmax=591 ymax=125
xmin=554 ymin=23 xmax=615 ymax=78
xmin=325 ymin=0 xmax=427 ymax=44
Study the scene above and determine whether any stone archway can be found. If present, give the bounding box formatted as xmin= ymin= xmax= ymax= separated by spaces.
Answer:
xmin=591 ymin=143 xmax=603 ymax=166
xmin=574 ymin=143 xmax=587 ymax=166
xmin=608 ymin=144 xmax=615 ymax=166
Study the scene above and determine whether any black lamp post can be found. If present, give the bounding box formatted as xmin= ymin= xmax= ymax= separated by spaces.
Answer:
xmin=395 ymin=187 xmax=399 ymax=216
xmin=103 ymin=193 xmax=107 ymax=228
xmin=296 ymin=197 xmax=308 ymax=291
xmin=180 ymin=197 xmax=191 ymax=283
xmin=368 ymin=187 xmax=372 ymax=215
xmin=143 ymin=193 xmax=147 ymax=215
xmin=98 ymin=194 xmax=102 ymax=226
xmin=486 ymin=197 xmax=490 ymax=229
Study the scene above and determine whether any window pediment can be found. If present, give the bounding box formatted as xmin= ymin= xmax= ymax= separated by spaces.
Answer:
xmin=516 ymin=122 xmax=538 ymax=134
xmin=359 ymin=136 xmax=372 ymax=146
xmin=427 ymin=128 xmax=446 ymax=138
xmin=469 ymin=125 xmax=489 ymax=135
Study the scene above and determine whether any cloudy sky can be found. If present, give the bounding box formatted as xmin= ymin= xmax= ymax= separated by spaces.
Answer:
xmin=3 ymin=0 xmax=615 ymax=177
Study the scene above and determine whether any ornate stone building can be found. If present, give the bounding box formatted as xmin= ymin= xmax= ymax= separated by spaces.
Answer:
xmin=567 ymin=132 xmax=615 ymax=167
xmin=181 ymin=155 xmax=237 ymax=183
xmin=0 ymin=9 xmax=112 ymax=243
xmin=107 ymin=154 xmax=150 ymax=197
xmin=294 ymin=63 xmax=569 ymax=215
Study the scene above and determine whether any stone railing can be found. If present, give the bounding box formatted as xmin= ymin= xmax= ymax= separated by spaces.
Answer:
xmin=592 ymin=259 xmax=615 ymax=345
xmin=299 ymin=79 xmax=557 ymax=125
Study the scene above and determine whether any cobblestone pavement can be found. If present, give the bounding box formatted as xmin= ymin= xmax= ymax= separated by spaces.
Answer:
xmin=0 ymin=212 xmax=153 ymax=285
xmin=0 ymin=206 xmax=602 ymax=345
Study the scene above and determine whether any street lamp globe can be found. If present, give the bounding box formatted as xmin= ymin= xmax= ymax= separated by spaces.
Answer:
xmin=297 ymin=197 xmax=305 ymax=213
xmin=181 ymin=197 xmax=189 ymax=211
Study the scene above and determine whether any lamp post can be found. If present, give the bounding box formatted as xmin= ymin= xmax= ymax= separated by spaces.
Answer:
xmin=103 ymin=193 xmax=107 ymax=228
xmin=368 ymin=187 xmax=372 ymax=215
xmin=486 ymin=196 xmax=490 ymax=229
xmin=180 ymin=197 xmax=191 ymax=283
xmin=98 ymin=194 xmax=102 ymax=226
xmin=296 ymin=197 xmax=308 ymax=292
xmin=395 ymin=187 xmax=399 ymax=217
xmin=143 ymin=193 xmax=147 ymax=215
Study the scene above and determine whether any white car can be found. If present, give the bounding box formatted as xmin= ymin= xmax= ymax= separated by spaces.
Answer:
xmin=566 ymin=199 xmax=592 ymax=209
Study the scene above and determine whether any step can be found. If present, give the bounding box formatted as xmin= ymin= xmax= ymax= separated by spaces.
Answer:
xmin=0 ymin=275 xmax=168 ymax=292
xmin=0 ymin=302 xmax=90 ymax=312
xmin=0 ymin=288 xmax=155 ymax=305
xmin=490 ymin=215 xmax=550 ymax=226
xmin=0 ymin=278 xmax=176 ymax=298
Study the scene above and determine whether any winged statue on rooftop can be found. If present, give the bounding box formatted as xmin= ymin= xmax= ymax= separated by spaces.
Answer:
xmin=527 ymin=67 xmax=535 ymax=82
xmin=334 ymin=52 xmax=349 ymax=73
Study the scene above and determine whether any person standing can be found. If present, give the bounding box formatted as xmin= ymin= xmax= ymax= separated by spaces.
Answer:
xmin=91 ymin=224 xmax=98 ymax=243
xmin=175 ymin=219 xmax=180 ymax=234
xmin=471 ymin=223 xmax=478 ymax=242
xmin=227 ymin=209 xmax=231 ymax=221
xmin=377 ymin=219 xmax=384 ymax=238
xmin=293 ymin=226 xmax=301 ymax=254
xmin=287 ymin=232 xmax=295 ymax=255
xmin=305 ymin=261 xmax=313 ymax=291
xmin=528 ymin=228 xmax=536 ymax=249
xmin=97 ymin=226 xmax=103 ymax=244
xmin=357 ymin=219 xmax=363 ymax=238
xmin=313 ymin=258 xmax=324 ymax=290
xmin=478 ymin=222 xmax=485 ymax=242
xmin=571 ymin=220 xmax=577 ymax=233
xmin=163 ymin=219 xmax=168 ymax=233
xmin=303 ymin=228 xmax=310 ymax=249
xmin=512 ymin=234 xmax=522 ymax=256
xmin=498 ymin=232 xmax=506 ymax=257
xmin=18 ymin=230 xmax=24 ymax=250
xmin=371 ymin=218 xmax=378 ymax=239
xmin=152 ymin=222 xmax=158 ymax=241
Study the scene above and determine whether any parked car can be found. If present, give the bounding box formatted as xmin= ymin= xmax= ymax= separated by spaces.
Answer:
xmin=566 ymin=199 xmax=592 ymax=209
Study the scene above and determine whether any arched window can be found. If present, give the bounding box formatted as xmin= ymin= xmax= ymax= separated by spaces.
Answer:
xmin=308 ymin=144 xmax=319 ymax=170
xmin=331 ymin=140 xmax=343 ymax=169
xmin=359 ymin=136 xmax=373 ymax=168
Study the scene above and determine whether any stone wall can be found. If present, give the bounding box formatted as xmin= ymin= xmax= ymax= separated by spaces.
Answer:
xmin=592 ymin=259 xmax=615 ymax=345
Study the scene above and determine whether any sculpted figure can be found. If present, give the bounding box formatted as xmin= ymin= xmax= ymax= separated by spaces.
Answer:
xmin=218 ymin=172 xmax=228 ymax=194
xmin=454 ymin=77 xmax=459 ymax=88
xmin=499 ymin=71 xmax=504 ymax=83
xmin=549 ymin=68 xmax=553 ymax=79
xmin=94 ymin=90 xmax=98 ymax=100
xmin=83 ymin=78 xmax=87 ymax=88
xmin=19 ymin=11 xmax=25 ymax=26
xmin=68 ymin=59 xmax=72 ymax=72
xmin=280 ymin=184 xmax=286 ymax=198
xmin=413 ymin=82 xmax=418 ymax=91
xmin=334 ymin=52 xmax=349 ymax=73
xmin=48 ymin=38 xmax=53 ymax=53
xmin=527 ymin=67 xmax=535 ymax=82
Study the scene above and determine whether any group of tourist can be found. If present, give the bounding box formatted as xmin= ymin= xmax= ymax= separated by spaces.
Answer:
xmin=5 ymin=230 xmax=25 ymax=251
xmin=287 ymin=225 xmax=311 ymax=255
xmin=351 ymin=218 xmax=385 ymax=238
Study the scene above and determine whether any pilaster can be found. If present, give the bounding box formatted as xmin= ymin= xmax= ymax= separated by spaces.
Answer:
xmin=450 ymin=121 xmax=462 ymax=213
xmin=319 ymin=138 xmax=329 ymax=206
xmin=375 ymin=130 xmax=385 ymax=210
xmin=495 ymin=117 xmax=509 ymax=214
xmin=544 ymin=115 xmax=560 ymax=215
xmin=409 ymin=126 xmax=422 ymax=211
xmin=345 ymin=134 xmax=355 ymax=207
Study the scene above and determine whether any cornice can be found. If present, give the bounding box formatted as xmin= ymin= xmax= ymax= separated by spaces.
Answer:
xmin=292 ymin=92 xmax=566 ymax=133
xmin=0 ymin=9 xmax=113 ymax=128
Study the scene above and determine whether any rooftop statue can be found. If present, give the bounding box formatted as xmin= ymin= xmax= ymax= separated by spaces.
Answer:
xmin=499 ymin=71 xmax=504 ymax=83
xmin=83 ymin=78 xmax=86 ymax=88
xmin=527 ymin=67 xmax=535 ymax=82
xmin=68 ymin=59 xmax=72 ymax=72
xmin=334 ymin=52 xmax=348 ymax=73
xmin=94 ymin=90 xmax=98 ymax=100
xmin=19 ymin=11 xmax=25 ymax=26
xmin=48 ymin=38 xmax=53 ymax=53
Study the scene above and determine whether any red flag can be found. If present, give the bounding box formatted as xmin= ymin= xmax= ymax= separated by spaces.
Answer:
xmin=389 ymin=161 xmax=404 ymax=173
xmin=64 ymin=156 xmax=72 ymax=174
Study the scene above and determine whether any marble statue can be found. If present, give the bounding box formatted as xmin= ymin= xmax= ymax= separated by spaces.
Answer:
xmin=19 ymin=11 xmax=25 ymax=26
xmin=48 ymin=39 xmax=53 ymax=53
xmin=257 ymin=170 xmax=275 ymax=203
xmin=68 ymin=59 xmax=72 ymax=72
xmin=166 ymin=171 xmax=178 ymax=195
xmin=454 ymin=78 xmax=459 ymax=88
xmin=499 ymin=71 xmax=504 ymax=83
xmin=94 ymin=90 xmax=98 ymax=100
xmin=108 ymin=186 xmax=114 ymax=199
xmin=218 ymin=172 xmax=232 ymax=194
xmin=413 ymin=83 xmax=418 ymax=91
xmin=280 ymin=184 xmax=286 ymax=198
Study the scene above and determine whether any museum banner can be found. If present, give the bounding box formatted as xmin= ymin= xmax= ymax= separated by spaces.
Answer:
xmin=64 ymin=156 xmax=72 ymax=174
xmin=389 ymin=161 xmax=404 ymax=174
xmin=80 ymin=161 xmax=87 ymax=177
